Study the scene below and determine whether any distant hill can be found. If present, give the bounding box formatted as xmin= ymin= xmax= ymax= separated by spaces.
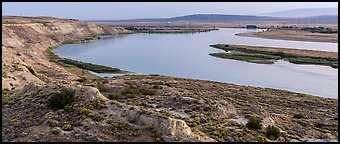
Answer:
xmin=90 ymin=14 xmax=338 ymax=23
xmin=259 ymin=8 xmax=338 ymax=18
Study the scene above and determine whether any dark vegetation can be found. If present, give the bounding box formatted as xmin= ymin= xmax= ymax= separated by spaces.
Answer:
xmin=293 ymin=113 xmax=306 ymax=119
xmin=287 ymin=57 xmax=338 ymax=68
xmin=246 ymin=115 xmax=263 ymax=130
xmin=209 ymin=44 xmax=338 ymax=68
xmin=107 ymin=93 xmax=123 ymax=100
xmin=301 ymin=27 xmax=338 ymax=34
xmin=46 ymin=44 xmax=125 ymax=74
xmin=266 ymin=125 xmax=281 ymax=140
xmin=26 ymin=66 xmax=37 ymax=76
xmin=49 ymin=88 xmax=76 ymax=109
xmin=121 ymin=85 xmax=156 ymax=97
xmin=209 ymin=52 xmax=280 ymax=64
xmin=59 ymin=58 xmax=121 ymax=73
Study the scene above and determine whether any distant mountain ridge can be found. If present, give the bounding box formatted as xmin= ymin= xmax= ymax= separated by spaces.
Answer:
xmin=90 ymin=14 xmax=338 ymax=23
xmin=259 ymin=8 xmax=338 ymax=18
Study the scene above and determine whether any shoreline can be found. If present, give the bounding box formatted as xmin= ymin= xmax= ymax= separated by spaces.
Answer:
xmin=209 ymin=44 xmax=338 ymax=68
xmin=236 ymin=29 xmax=338 ymax=43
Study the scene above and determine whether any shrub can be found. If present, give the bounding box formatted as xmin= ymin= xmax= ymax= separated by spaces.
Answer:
xmin=121 ymin=86 xmax=139 ymax=95
xmin=76 ymin=78 xmax=86 ymax=82
xmin=51 ymin=127 xmax=60 ymax=135
xmin=266 ymin=125 xmax=281 ymax=140
xmin=246 ymin=115 xmax=262 ymax=130
xmin=47 ymin=119 xmax=58 ymax=127
xmin=155 ymin=104 xmax=163 ymax=108
xmin=146 ymin=124 xmax=154 ymax=130
xmin=107 ymin=93 xmax=122 ymax=100
xmin=80 ymin=107 xmax=93 ymax=118
xmin=62 ymin=122 xmax=73 ymax=131
xmin=49 ymin=88 xmax=75 ymax=109
xmin=26 ymin=66 xmax=37 ymax=76
xmin=293 ymin=113 xmax=306 ymax=119
xmin=106 ymin=118 xmax=114 ymax=124
xmin=154 ymin=130 xmax=163 ymax=142
xmin=192 ymin=128 xmax=205 ymax=137
xmin=192 ymin=117 xmax=201 ymax=126
xmin=121 ymin=86 xmax=140 ymax=98
xmin=93 ymin=114 xmax=104 ymax=122
xmin=121 ymin=85 xmax=156 ymax=97
xmin=73 ymin=121 xmax=82 ymax=127
xmin=127 ymin=93 xmax=138 ymax=99
xmin=88 ymin=104 xmax=94 ymax=110
xmin=97 ymin=98 xmax=108 ymax=108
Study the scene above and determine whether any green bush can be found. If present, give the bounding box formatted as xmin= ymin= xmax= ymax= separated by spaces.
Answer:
xmin=47 ymin=119 xmax=58 ymax=127
xmin=266 ymin=125 xmax=281 ymax=140
xmin=93 ymin=114 xmax=104 ymax=122
xmin=51 ymin=127 xmax=60 ymax=135
xmin=107 ymin=93 xmax=123 ymax=100
xmin=121 ymin=86 xmax=140 ymax=98
xmin=62 ymin=122 xmax=73 ymax=131
xmin=293 ymin=113 xmax=306 ymax=119
xmin=59 ymin=58 xmax=121 ymax=73
xmin=121 ymin=86 xmax=139 ymax=95
xmin=49 ymin=88 xmax=76 ymax=109
xmin=154 ymin=130 xmax=163 ymax=142
xmin=246 ymin=115 xmax=262 ymax=130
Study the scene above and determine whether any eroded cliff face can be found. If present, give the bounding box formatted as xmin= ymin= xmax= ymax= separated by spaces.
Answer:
xmin=2 ymin=16 xmax=129 ymax=90
xmin=2 ymin=16 xmax=212 ymax=142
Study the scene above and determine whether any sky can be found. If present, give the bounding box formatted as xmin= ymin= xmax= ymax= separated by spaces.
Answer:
xmin=2 ymin=2 xmax=338 ymax=20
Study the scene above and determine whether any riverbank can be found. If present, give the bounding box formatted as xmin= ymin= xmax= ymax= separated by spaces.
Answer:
xmin=236 ymin=29 xmax=338 ymax=43
xmin=46 ymin=37 xmax=130 ymax=75
xmin=209 ymin=44 xmax=338 ymax=68
xmin=2 ymin=16 xmax=338 ymax=142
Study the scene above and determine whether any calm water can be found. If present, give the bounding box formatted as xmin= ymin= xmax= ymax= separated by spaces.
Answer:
xmin=54 ymin=28 xmax=338 ymax=98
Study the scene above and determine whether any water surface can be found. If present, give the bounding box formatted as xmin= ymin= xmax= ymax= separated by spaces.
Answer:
xmin=55 ymin=28 xmax=338 ymax=98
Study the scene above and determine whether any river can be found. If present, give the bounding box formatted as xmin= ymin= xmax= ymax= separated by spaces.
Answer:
xmin=54 ymin=28 xmax=338 ymax=98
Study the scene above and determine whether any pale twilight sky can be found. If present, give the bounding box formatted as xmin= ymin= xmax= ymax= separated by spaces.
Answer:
xmin=2 ymin=2 xmax=338 ymax=20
